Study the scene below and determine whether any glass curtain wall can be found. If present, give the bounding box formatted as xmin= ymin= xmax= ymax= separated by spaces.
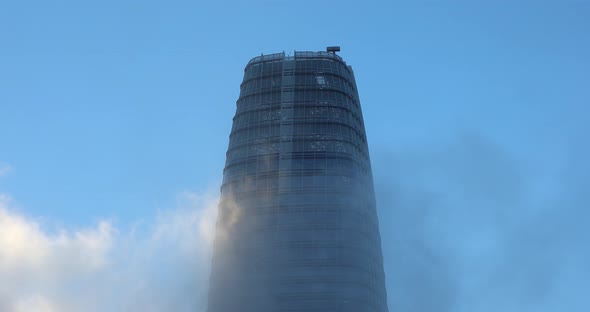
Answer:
xmin=207 ymin=51 xmax=388 ymax=312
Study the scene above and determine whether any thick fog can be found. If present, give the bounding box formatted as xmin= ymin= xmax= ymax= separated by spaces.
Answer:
xmin=3 ymin=130 xmax=587 ymax=312
xmin=0 ymin=192 xmax=216 ymax=312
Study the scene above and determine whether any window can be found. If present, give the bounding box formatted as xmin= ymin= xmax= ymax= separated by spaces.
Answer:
xmin=316 ymin=75 xmax=326 ymax=85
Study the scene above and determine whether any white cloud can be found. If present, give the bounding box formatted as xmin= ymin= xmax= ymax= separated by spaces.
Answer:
xmin=0 ymin=162 xmax=12 ymax=177
xmin=12 ymin=296 xmax=56 ymax=312
xmin=0 ymin=196 xmax=112 ymax=276
xmin=0 ymin=191 xmax=218 ymax=312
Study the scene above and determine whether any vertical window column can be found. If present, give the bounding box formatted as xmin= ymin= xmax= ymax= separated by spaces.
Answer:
xmin=278 ymin=59 xmax=296 ymax=193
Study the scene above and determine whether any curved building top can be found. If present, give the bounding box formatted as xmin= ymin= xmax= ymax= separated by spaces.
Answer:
xmin=246 ymin=48 xmax=347 ymax=67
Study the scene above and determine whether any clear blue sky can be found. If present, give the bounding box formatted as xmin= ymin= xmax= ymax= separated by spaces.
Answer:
xmin=0 ymin=1 xmax=588 ymax=311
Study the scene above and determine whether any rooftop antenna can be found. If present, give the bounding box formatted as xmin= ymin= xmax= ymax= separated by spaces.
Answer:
xmin=326 ymin=46 xmax=341 ymax=54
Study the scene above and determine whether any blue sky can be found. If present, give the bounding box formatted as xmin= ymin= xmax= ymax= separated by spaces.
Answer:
xmin=0 ymin=1 xmax=588 ymax=311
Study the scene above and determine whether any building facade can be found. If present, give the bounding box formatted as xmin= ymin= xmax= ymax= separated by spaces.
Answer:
xmin=207 ymin=49 xmax=388 ymax=312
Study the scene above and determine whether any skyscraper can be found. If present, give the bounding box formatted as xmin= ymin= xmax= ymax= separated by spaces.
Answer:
xmin=208 ymin=48 xmax=388 ymax=312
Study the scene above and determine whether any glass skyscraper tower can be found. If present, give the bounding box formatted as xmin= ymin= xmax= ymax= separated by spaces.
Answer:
xmin=208 ymin=48 xmax=388 ymax=312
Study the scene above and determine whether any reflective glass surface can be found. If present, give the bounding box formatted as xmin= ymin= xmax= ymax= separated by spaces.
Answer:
xmin=208 ymin=51 xmax=388 ymax=312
